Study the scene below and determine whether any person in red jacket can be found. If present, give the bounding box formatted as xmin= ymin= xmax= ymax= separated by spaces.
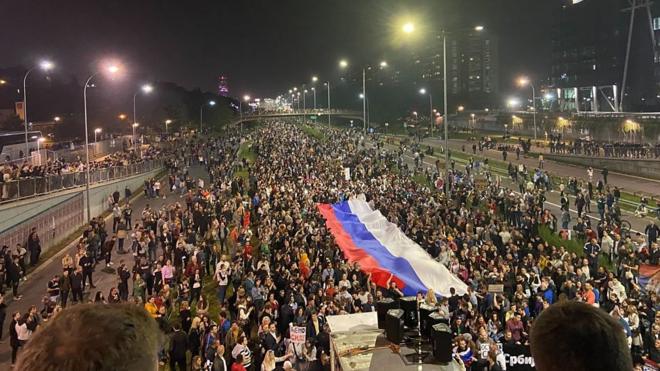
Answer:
xmin=231 ymin=354 xmax=246 ymax=371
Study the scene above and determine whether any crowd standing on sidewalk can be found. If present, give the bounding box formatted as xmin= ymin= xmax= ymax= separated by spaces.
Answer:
xmin=4 ymin=123 xmax=660 ymax=370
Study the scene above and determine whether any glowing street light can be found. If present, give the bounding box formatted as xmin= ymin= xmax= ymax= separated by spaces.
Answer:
xmin=165 ymin=119 xmax=172 ymax=134
xmin=517 ymin=76 xmax=537 ymax=139
xmin=132 ymin=123 xmax=139 ymax=146
xmin=239 ymin=95 xmax=251 ymax=132
xmin=457 ymin=105 xmax=465 ymax=112
xmin=311 ymin=76 xmax=318 ymax=82
xmin=419 ymin=88 xmax=434 ymax=136
xmin=339 ymin=59 xmax=348 ymax=68
xmin=311 ymin=87 xmax=317 ymax=109
xmin=401 ymin=23 xmax=485 ymax=198
xmin=36 ymin=137 xmax=46 ymax=163
xmin=53 ymin=116 xmax=61 ymax=122
xmin=380 ymin=61 xmax=388 ymax=68
xmin=200 ymin=100 xmax=216 ymax=132
xmin=40 ymin=61 xmax=54 ymax=71
xmin=118 ymin=113 xmax=127 ymax=120
xmin=134 ymin=83 xmax=154 ymax=128
xmin=82 ymin=61 xmax=121 ymax=221
xmin=22 ymin=59 xmax=55 ymax=156
xmin=94 ymin=128 xmax=102 ymax=143
xmin=0 ymin=79 xmax=6 ymax=85
xmin=507 ymin=98 xmax=521 ymax=108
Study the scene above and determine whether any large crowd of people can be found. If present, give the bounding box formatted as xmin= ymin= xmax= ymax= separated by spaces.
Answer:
xmin=2 ymin=122 xmax=659 ymax=370
xmin=0 ymin=146 xmax=164 ymax=201
xmin=547 ymin=135 xmax=660 ymax=159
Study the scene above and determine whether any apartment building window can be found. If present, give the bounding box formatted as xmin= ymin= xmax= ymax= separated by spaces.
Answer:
xmin=654 ymin=17 xmax=660 ymax=31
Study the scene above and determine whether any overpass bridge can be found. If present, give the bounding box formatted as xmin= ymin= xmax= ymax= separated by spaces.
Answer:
xmin=231 ymin=109 xmax=364 ymax=125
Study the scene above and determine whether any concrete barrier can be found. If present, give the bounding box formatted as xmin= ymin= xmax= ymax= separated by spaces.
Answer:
xmin=0 ymin=166 xmax=164 ymax=235
xmin=545 ymin=154 xmax=660 ymax=181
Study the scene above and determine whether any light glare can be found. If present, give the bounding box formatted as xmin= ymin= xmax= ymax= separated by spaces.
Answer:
xmin=402 ymin=22 xmax=415 ymax=34
xmin=40 ymin=60 xmax=54 ymax=71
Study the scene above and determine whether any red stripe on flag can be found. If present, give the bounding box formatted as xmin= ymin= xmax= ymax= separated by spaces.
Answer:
xmin=317 ymin=203 xmax=406 ymax=290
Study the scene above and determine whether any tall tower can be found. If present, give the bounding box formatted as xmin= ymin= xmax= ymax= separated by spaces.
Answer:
xmin=218 ymin=75 xmax=229 ymax=97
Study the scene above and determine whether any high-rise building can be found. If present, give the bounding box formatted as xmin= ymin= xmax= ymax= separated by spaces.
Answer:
xmin=550 ymin=0 xmax=660 ymax=111
xmin=411 ymin=31 xmax=499 ymax=107
xmin=218 ymin=75 xmax=229 ymax=97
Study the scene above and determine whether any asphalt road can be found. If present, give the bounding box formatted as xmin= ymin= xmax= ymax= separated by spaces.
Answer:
xmin=433 ymin=137 xmax=660 ymax=199
xmin=0 ymin=165 xmax=209 ymax=368
xmin=372 ymin=138 xmax=653 ymax=234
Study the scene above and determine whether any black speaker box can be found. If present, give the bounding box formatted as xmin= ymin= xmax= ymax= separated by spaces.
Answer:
xmin=425 ymin=312 xmax=449 ymax=338
xmin=385 ymin=308 xmax=405 ymax=344
xmin=399 ymin=296 xmax=418 ymax=328
xmin=376 ymin=298 xmax=397 ymax=329
xmin=431 ymin=323 xmax=453 ymax=363
xmin=419 ymin=304 xmax=436 ymax=337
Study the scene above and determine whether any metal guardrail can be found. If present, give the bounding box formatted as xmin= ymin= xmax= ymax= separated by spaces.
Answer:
xmin=0 ymin=159 xmax=164 ymax=204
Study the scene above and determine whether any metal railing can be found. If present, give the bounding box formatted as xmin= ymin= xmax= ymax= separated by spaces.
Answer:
xmin=0 ymin=159 xmax=164 ymax=204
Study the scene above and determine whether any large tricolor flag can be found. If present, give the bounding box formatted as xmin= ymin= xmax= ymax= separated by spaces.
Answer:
xmin=318 ymin=198 xmax=468 ymax=297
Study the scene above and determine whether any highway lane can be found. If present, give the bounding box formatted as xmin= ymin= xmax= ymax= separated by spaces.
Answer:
xmin=370 ymin=138 xmax=650 ymax=235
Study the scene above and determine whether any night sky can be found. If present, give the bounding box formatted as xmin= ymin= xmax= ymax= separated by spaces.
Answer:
xmin=0 ymin=0 xmax=557 ymax=98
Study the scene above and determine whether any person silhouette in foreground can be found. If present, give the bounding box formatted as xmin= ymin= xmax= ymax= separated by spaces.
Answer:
xmin=14 ymin=303 xmax=161 ymax=371
xmin=531 ymin=300 xmax=632 ymax=371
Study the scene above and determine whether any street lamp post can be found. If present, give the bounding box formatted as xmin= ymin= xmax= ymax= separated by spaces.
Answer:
xmin=311 ymin=87 xmax=316 ymax=110
xmin=518 ymin=77 xmax=537 ymax=140
xmin=403 ymin=24 xmax=483 ymax=199
xmin=132 ymin=123 xmax=139 ymax=151
xmin=22 ymin=60 xmax=54 ymax=158
xmin=83 ymin=64 xmax=120 ymax=222
xmin=443 ymin=31 xmax=450 ymax=198
xmin=133 ymin=84 xmax=153 ymax=133
xmin=200 ymin=100 xmax=216 ymax=133
xmin=94 ymin=128 xmax=102 ymax=143
xmin=419 ymin=88 xmax=433 ymax=137
xmin=303 ymin=89 xmax=307 ymax=123
xmin=339 ymin=60 xmax=369 ymax=136
xmin=362 ymin=68 xmax=367 ymax=135
xmin=325 ymin=81 xmax=331 ymax=127
xmin=239 ymin=95 xmax=250 ymax=133
xmin=165 ymin=119 xmax=172 ymax=135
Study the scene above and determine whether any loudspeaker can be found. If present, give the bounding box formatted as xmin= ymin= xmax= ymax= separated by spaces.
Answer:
xmin=425 ymin=312 xmax=449 ymax=338
xmin=376 ymin=298 xmax=397 ymax=329
xmin=385 ymin=309 xmax=405 ymax=344
xmin=431 ymin=323 xmax=453 ymax=363
xmin=399 ymin=296 xmax=418 ymax=328
xmin=419 ymin=304 xmax=436 ymax=337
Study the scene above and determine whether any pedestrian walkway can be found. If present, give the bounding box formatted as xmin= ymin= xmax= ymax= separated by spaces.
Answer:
xmin=0 ymin=165 xmax=209 ymax=368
